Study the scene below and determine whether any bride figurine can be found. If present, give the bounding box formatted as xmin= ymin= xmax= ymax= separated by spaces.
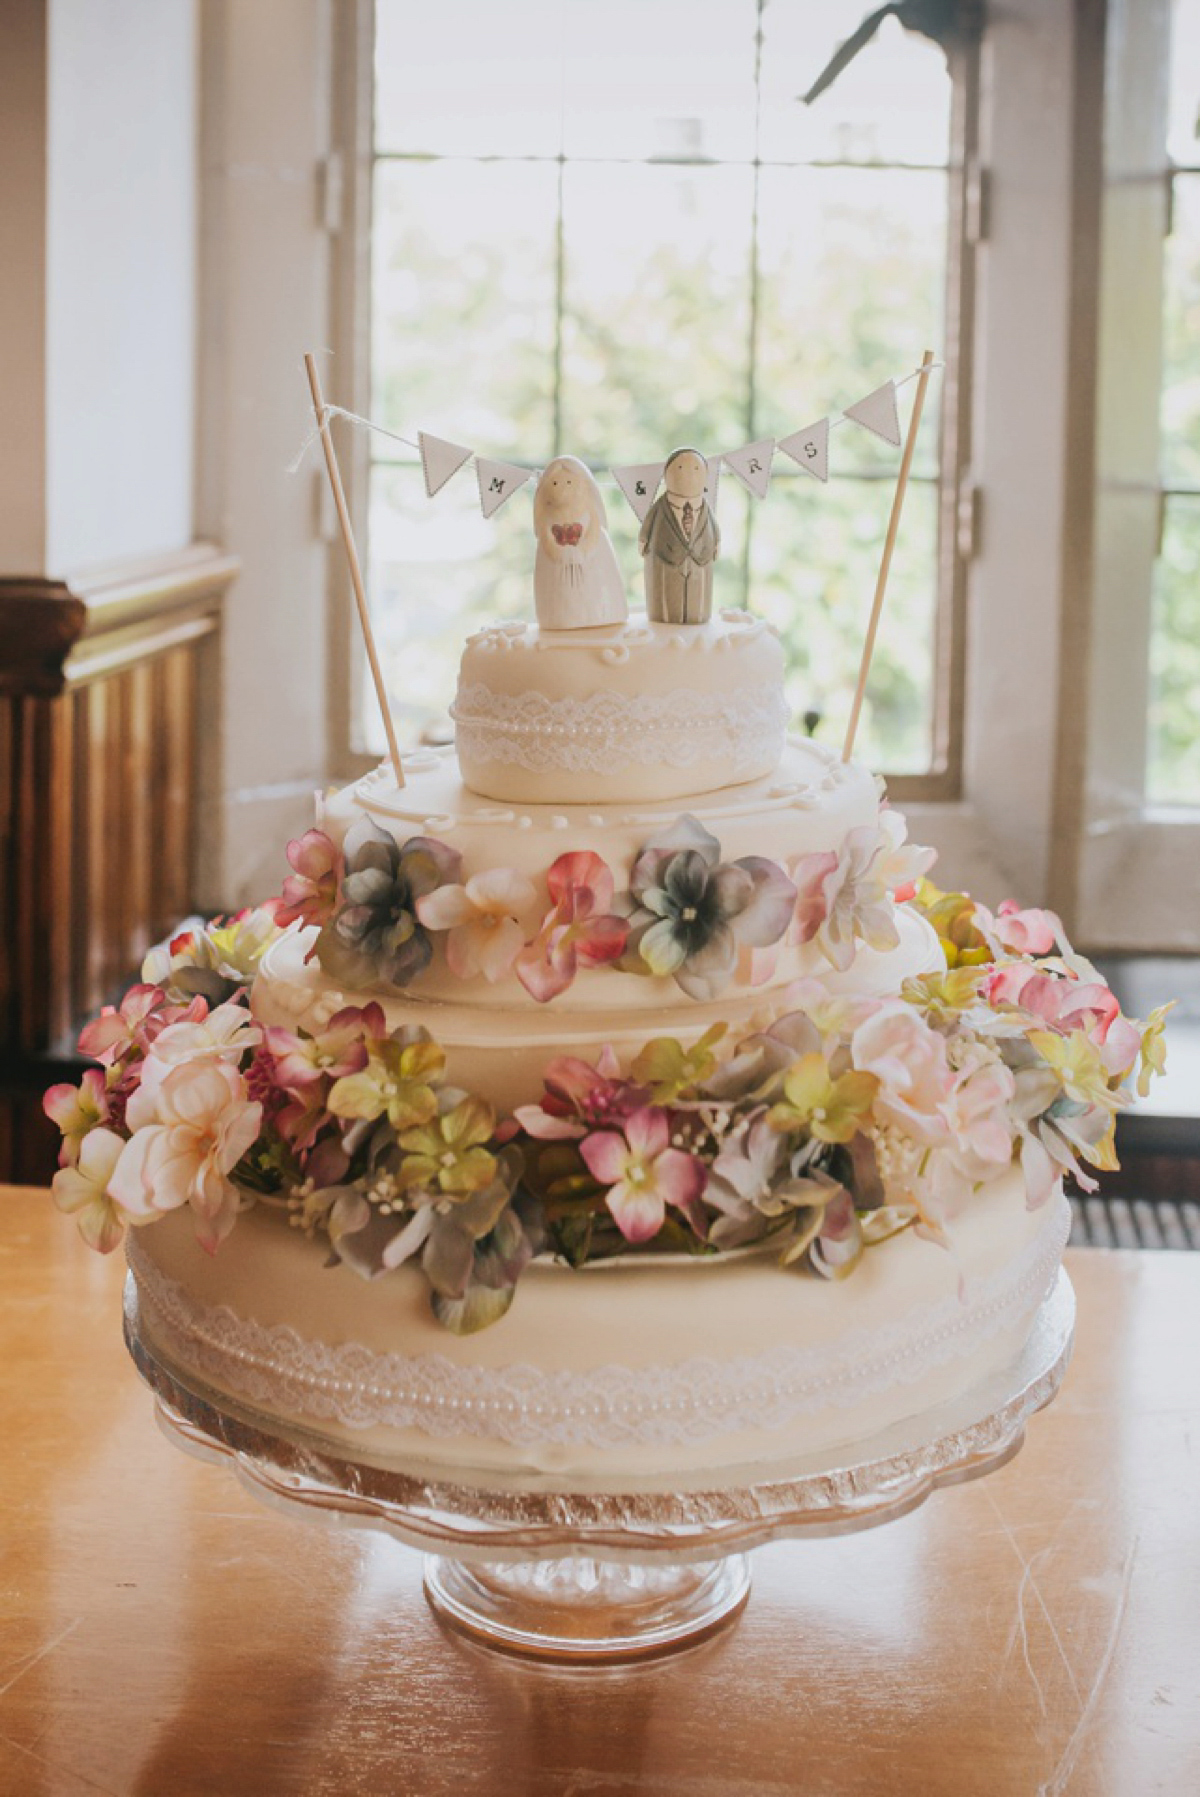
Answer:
xmin=533 ymin=456 xmax=628 ymax=631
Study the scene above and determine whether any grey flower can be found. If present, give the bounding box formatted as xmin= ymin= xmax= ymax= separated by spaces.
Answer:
xmin=701 ymin=1010 xmax=823 ymax=1103
xmin=623 ymin=815 xmax=797 ymax=1001
xmin=317 ymin=818 xmax=461 ymax=990
xmin=704 ymin=1111 xmax=847 ymax=1251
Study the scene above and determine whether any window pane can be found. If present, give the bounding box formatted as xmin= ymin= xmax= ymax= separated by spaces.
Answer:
xmin=1161 ymin=172 xmax=1200 ymax=487
xmin=373 ymin=160 xmax=558 ymax=452
xmin=365 ymin=464 xmax=535 ymax=754
xmin=375 ymin=0 xmax=563 ymax=157
xmin=754 ymin=166 xmax=946 ymax=480
xmin=760 ymin=5 xmax=952 ymax=167
xmin=558 ymin=0 xmax=759 ymax=162
xmin=559 ymin=162 xmax=756 ymax=456
xmin=748 ymin=473 xmax=937 ymax=774
xmin=1147 ymin=494 xmax=1200 ymax=805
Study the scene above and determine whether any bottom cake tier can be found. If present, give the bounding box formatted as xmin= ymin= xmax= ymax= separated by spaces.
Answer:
xmin=127 ymin=1173 xmax=1070 ymax=1486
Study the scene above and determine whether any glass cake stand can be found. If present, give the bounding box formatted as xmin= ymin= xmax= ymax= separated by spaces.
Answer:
xmin=123 ymin=1270 xmax=1075 ymax=1662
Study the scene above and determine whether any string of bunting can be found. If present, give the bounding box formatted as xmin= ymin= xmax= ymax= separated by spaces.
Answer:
xmin=291 ymin=360 xmax=942 ymax=523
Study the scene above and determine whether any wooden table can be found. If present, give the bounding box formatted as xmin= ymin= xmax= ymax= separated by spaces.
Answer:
xmin=2 ymin=1187 xmax=1197 ymax=1797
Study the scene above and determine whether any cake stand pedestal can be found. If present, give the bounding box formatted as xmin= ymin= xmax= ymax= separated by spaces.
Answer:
xmin=123 ymin=1270 xmax=1074 ymax=1663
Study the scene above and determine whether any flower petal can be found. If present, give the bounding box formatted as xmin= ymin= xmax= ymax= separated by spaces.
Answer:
xmin=606 ymin=1180 xmax=664 ymax=1243
xmin=579 ymin=1128 xmax=629 ymax=1185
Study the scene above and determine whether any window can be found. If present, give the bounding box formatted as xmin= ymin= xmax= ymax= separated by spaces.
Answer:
xmin=360 ymin=1 xmax=974 ymax=785
xmin=1069 ymin=0 xmax=1200 ymax=949
xmin=1150 ymin=0 xmax=1200 ymax=805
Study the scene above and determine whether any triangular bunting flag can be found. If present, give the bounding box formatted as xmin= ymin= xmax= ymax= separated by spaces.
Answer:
xmin=778 ymin=417 xmax=830 ymax=483
xmin=611 ymin=461 xmax=666 ymax=523
xmin=705 ymin=455 xmax=722 ymax=514
xmin=722 ymin=438 xmax=775 ymax=500
xmin=476 ymin=458 xmax=535 ymax=519
xmin=419 ymin=431 xmax=473 ymax=498
xmin=843 ymin=380 xmax=901 ymax=447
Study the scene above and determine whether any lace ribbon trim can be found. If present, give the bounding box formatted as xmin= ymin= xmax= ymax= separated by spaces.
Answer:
xmin=126 ymin=1200 xmax=1069 ymax=1450
xmin=451 ymin=681 xmax=788 ymax=776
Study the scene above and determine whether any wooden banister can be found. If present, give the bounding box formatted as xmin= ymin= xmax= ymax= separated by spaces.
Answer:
xmin=0 ymin=543 xmax=237 ymax=1181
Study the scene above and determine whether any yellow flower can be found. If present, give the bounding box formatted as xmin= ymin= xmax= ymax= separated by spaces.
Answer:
xmin=1028 ymin=1029 xmax=1123 ymax=1113
xmin=1136 ymin=1003 xmax=1174 ymax=1099
xmin=397 ymin=1096 xmax=498 ymax=1197
xmin=911 ymin=880 xmax=991 ymax=968
xmin=328 ymin=1034 xmax=445 ymax=1130
xmin=768 ymin=1053 xmax=879 ymax=1144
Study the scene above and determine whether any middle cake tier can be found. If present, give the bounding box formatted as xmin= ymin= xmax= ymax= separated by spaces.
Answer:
xmin=262 ymin=735 xmax=945 ymax=1109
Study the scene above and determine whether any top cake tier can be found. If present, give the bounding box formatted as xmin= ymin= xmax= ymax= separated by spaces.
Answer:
xmin=452 ymin=608 xmax=789 ymax=805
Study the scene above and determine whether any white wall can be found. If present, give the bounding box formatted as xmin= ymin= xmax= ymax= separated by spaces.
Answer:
xmin=194 ymin=0 xmax=334 ymax=906
xmin=45 ymin=0 xmax=197 ymax=574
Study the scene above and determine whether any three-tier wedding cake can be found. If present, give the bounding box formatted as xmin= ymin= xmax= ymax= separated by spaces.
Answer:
xmin=46 ymin=467 xmax=1168 ymax=1488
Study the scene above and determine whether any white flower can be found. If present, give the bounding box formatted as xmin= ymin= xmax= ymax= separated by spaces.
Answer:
xmin=111 ymin=1057 xmax=262 ymax=1252
xmin=51 ymin=1127 xmax=134 ymax=1254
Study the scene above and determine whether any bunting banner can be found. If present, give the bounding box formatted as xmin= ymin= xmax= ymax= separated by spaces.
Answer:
xmin=291 ymin=360 xmax=940 ymax=521
xmin=843 ymin=380 xmax=901 ymax=448
xmin=419 ymin=431 xmax=473 ymax=498
xmin=476 ymin=458 xmax=535 ymax=518
xmin=722 ymin=438 xmax=775 ymax=501
xmin=611 ymin=460 xmax=666 ymax=523
xmin=778 ymin=417 xmax=830 ymax=483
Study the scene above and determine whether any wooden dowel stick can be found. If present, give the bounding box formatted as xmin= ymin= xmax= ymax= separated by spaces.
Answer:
xmin=842 ymin=348 xmax=936 ymax=763
xmin=304 ymin=352 xmax=406 ymax=789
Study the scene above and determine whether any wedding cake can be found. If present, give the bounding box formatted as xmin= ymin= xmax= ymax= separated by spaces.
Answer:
xmin=46 ymin=467 xmax=1168 ymax=1488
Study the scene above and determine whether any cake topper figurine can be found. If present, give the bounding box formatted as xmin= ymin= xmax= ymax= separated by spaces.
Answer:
xmin=533 ymin=456 xmax=628 ymax=631
xmin=638 ymin=447 xmax=720 ymax=625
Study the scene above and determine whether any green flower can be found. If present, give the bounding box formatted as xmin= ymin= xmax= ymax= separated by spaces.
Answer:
xmin=767 ymin=1053 xmax=878 ymax=1144
xmin=900 ymin=966 xmax=986 ymax=1023
xmin=397 ymin=1095 xmax=498 ymax=1196
xmin=327 ymin=1029 xmax=445 ymax=1130
xmin=629 ymin=1024 xmax=727 ymax=1103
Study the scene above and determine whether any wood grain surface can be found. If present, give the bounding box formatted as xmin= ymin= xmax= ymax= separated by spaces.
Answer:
xmin=1 ymin=1186 xmax=1197 ymax=1797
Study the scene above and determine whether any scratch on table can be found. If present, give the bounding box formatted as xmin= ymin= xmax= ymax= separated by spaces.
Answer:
xmin=1037 ymin=1535 xmax=1138 ymax=1797
xmin=0 ymin=1616 xmax=83 ymax=1701
xmin=986 ymin=1489 xmax=1083 ymax=1713
xmin=0 ymin=1725 xmax=122 ymax=1796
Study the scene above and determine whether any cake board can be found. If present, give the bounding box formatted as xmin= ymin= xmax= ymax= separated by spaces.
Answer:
xmin=122 ymin=1268 xmax=1075 ymax=1661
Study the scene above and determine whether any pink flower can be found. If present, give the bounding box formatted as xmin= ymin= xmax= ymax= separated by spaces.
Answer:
xmin=975 ymin=899 xmax=1063 ymax=957
xmin=276 ymin=830 xmax=343 ymax=930
xmin=51 ymin=1127 xmax=134 ymax=1254
xmin=111 ymin=1057 xmax=262 ymax=1253
xmin=263 ymin=1003 xmax=382 ymax=1092
xmin=940 ymin=1048 xmax=1017 ymax=1166
xmin=514 ymin=1046 xmax=646 ymax=1140
xmin=416 ymin=868 xmax=538 ymax=982
xmin=790 ymin=828 xmax=899 ymax=972
xmin=851 ymin=1003 xmax=955 ymax=1144
xmin=579 ymin=1106 xmax=707 ymax=1243
xmin=515 ymin=852 xmax=629 ymax=1003
xmin=145 ymin=1000 xmax=262 ymax=1071
xmin=791 ymin=850 xmax=839 ymax=946
xmin=77 ymin=984 xmax=201 ymax=1064
xmin=874 ymin=809 xmax=937 ymax=902
xmin=43 ymin=1068 xmax=110 ymax=1166
xmin=984 ymin=964 xmax=1122 ymax=1051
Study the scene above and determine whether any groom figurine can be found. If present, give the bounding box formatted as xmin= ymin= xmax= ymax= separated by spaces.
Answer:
xmin=638 ymin=446 xmax=720 ymax=625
